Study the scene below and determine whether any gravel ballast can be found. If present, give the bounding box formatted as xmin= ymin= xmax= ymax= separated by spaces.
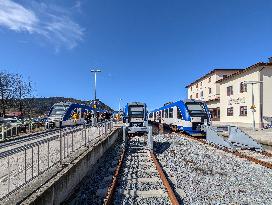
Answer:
xmin=154 ymin=134 xmax=272 ymax=205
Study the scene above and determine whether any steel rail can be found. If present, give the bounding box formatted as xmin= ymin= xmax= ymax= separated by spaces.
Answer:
xmin=178 ymin=132 xmax=272 ymax=169
xmin=103 ymin=147 xmax=125 ymax=205
xmin=103 ymin=139 xmax=180 ymax=205
xmin=0 ymin=129 xmax=57 ymax=149
xmin=0 ymin=123 xmax=93 ymax=149
xmin=0 ymin=127 xmax=85 ymax=159
xmin=150 ymin=151 xmax=180 ymax=205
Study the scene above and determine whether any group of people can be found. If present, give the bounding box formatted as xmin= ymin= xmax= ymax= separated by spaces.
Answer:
xmin=71 ymin=109 xmax=111 ymax=125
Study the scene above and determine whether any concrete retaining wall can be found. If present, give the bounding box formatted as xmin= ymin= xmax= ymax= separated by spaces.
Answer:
xmin=21 ymin=128 xmax=121 ymax=205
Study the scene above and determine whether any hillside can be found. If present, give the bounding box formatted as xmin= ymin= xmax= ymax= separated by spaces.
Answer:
xmin=7 ymin=97 xmax=113 ymax=117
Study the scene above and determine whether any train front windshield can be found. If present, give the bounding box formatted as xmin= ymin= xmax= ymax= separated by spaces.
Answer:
xmin=129 ymin=106 xmax=144 ymax=118
xmin=185 ymin=102 xmax=207 ymax=116
xmin=49 ymin=105 xmax=68 ymax=117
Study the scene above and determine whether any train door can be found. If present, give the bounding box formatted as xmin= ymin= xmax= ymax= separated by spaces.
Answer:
xmin=155 ymin=111 xmax=160 ymax=123
xmin=176 ymin=106 xmax=183 ymax=127
xmin=161 ymin=109 xmax=165 ymax=123
xmin=173 ymin=106 xmax=178 ymax=125
xmin=169 ymin=107 xmax=174 ymax=124
xmin=164 ymin=108 xmax=169 ymax=124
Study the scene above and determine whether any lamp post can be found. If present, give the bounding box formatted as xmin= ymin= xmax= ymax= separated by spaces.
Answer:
xmin=119 ymin=98 xmax=122 ymax=112
xmin=90 ymin=69 xmax=101 ymax=100
xmin=243 ymin=81 xmax=263 ymax=131
xmin=90 ymin=69 xmax=101 ymax=125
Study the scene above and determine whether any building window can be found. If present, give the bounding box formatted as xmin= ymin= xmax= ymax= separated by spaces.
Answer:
xmin=240 ymin=82 xmax=247 ymax=93
xmin=190 ymin=95 xmax=192 ymax=99
xmin=162 ymin=110 xmax=164 ymax=118
xmin=227 ymin=107 xmax=233 ymax=116
xmin=190 ymin=86 xmax=192 ymax=91
xmin=227 ymin=86 xmax=233 ymax=96
xmin=208 ymin=77 xmax=211 ymax=82
xmin=196 ymin=93 xmax=199 ymax=98
xmin=208 ymin=87 xmax=212 ymax=94
xmin=240 ymin=106 xmax=247 ymax=116
xmin=169 ymin=108 xmax=173 ymax=118
xmin=196 ymin=83 xmax=198 ymax=88
xmin=200 ymin=91 xmax=203 ymax=97
xmin=223 ymin=75 xmax=228 ymax=79
xmin=200 ymin=82 xmax=202 ymax=86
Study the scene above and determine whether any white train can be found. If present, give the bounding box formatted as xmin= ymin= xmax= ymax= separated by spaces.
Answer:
xmin=148 ymin=100 xmax=211 ymax=135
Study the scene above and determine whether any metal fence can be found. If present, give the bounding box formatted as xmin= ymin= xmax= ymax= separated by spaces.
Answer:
xmin=0 ymin=121 xmax=113 ymax=200
xmin=0 ymin=123 xmax=45 ymax=141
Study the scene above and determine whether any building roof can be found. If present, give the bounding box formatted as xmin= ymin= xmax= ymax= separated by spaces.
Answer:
xmin=185 ymin=68 xmax=243 ymax=88
xmin=216 ymin=62 xmax=272 ymax=84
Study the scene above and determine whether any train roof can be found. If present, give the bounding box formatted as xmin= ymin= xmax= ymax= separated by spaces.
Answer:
xmin=127 ymin=102 xmax=146 ymax=106
xmin=149 ymin=99 xmax=205 ymax=113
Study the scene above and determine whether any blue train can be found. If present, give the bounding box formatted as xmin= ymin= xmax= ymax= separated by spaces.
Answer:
xmin=148 ymin=99 xmax=211 ymax=135
xmin=123 ymin=102 xmax=149 ymax=134
xmin=47 ymin=102 xmax=110 ymax=128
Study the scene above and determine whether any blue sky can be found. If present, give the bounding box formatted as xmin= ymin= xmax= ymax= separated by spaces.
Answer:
xmin=0 ymin=0 xmax=272 ymax=110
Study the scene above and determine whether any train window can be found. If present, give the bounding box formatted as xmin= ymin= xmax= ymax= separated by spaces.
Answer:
xmin=169 ymin=108 xmax=173 ymax=118
xmin=165 ymin=109 xmax=169 ymax=118
xmin=177 ymin=107 xmax=183 ymax=119
xmin=162 ymin=110 xmax=164 ymax=118
xmin=185 ymin=102 xmax=206 ymax=116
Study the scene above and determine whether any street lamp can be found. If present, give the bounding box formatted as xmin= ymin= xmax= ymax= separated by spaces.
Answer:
xmin=90 ymin=69 xmax=101 ymax=125
xmin=119 ymin=98 xmax=122 ymax=111
xmin=90 ymin=69 xmax=101 ymax=100
xmin=243 ymin=81 xmax=263 ymax=131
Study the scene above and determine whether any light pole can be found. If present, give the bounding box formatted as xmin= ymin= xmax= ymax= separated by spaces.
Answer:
xmin=90 ymin=69 xmax=101 ymax=125
xmin=90 ymin=69 xmax=101 ymax=100
xmin=119 ymin=98 xmax=122 ymax=111
xmin=243 ymin=81 xmax=263 ymax=131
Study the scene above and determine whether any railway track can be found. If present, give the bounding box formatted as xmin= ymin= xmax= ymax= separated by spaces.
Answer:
xmin=0 ymin=128 xmax=58 ymax=150
xmin=177 ymin=132 xmax=272 ymax=169
xmin=103 ymin=135 xmax=180 ymax=205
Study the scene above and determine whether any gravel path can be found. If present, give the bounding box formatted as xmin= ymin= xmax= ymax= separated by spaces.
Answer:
xmin=154 ymin=134 xmax=272 ymax=205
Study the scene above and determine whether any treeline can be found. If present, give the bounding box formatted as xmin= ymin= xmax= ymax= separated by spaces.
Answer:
xmin=0 ymin=70 xmax=33 ymax=117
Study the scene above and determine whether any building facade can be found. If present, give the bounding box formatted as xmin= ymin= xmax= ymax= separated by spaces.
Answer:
xmin=218 ymin=63 xmax=272 ymax=128
xmin=186 ymin=59 xmax=272 ymax=128
xmin=186 ymin=69 xmax=241 ymax=121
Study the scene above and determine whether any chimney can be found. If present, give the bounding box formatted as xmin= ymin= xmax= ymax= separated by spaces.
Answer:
xmin=269 ymin=57 xmax=272 ymax=63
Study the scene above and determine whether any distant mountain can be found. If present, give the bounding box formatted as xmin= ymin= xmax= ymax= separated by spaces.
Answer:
xmin=7 ymin=97 xmax=113 ymax=117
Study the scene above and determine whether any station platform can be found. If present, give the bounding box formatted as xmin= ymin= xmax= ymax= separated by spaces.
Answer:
xmin=240 ymin=127 xmax=272 ymax=146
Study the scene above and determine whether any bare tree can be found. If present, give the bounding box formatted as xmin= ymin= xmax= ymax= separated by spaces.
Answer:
xmin=0 ymin=71 xmax=18 ymax=116
xmin=13 ymin=74 xmax=33 ymax=115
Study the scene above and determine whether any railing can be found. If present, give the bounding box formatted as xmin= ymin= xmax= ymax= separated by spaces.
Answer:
xmin=0 ymin=123 xmax=45 ymax=141
xmin=0 ymin=121 xmax=113 ymax=200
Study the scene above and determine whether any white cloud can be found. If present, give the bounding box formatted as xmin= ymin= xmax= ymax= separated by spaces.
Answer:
xmin=74 ymin=1 xmax=81 ymax=10
xmin=74 ymin=1 xmax=83 ymax=13
xmin=0 ymin=0 xmax=38 ymax=32
xmin=0 ymin=0 xmax=84 ymax=50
